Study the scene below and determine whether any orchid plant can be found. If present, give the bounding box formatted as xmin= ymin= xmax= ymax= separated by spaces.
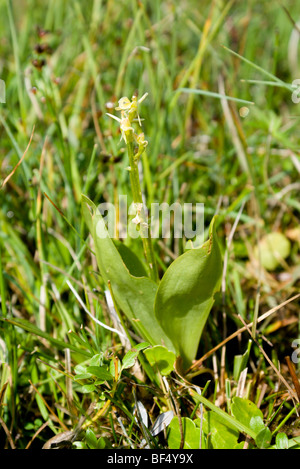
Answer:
xmin=82 ymin=93 xmax=222 ymax=370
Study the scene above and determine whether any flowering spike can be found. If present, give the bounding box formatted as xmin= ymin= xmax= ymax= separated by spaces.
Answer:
xmin=106 ymin=93 xmax=148 ymax=150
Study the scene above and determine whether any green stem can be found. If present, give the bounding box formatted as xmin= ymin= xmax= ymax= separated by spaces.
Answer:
xmin=126 ymin=138 xmax=159 ymax=283
xmin=191 ymin=391 xmax=257 ymax=440
xmin=271 ymin=403 xmax=299 ymax=437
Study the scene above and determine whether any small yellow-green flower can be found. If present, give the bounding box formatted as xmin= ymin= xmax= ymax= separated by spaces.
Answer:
xmin=106 ymin=92 xmax=148 ymax=145
xmin=133 ymin=132 xmax=148 ymax=161
xmin=119 ymin=114 xmax=134 ymax=143
xmin=115 ymin=97 xmax=132 ymax=112
xmin=115 ymin=93 xmax=148 ymax=123
xmin=106 ymin=111 xmax=134 ymax=143
xmin=136 ymin=132 xmax=148 ymax=148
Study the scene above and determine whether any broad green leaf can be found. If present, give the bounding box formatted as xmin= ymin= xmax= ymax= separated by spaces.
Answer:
xmin=231 ymin=397 xmax=264 ymax=435
xmin=255 ymin=426 xmax=272 ymax=449
xmin=270 ymin=435 xmax=300 ymax=449
xmin=154 ymin=217 xmax=222 ymax=368
xmin=89 ymin=354 xmax=103 ymax=367
xmin=81 ymin=194 xmax=175 ymax=351
xmin=114 ymin=240 xmax=148 ymax=278
xmin=249 ymin=415 xmax=272 ymax=448
xmin=144 ymin=345 xmax=176 ymax=376
xmin=97 ymin=436 xmax=112 ymax=449
xmin=73 ymin=373 xmax=93 ymax=381
xmin=197 ymin=411 xmax=240 ymax=449
xmin=74 ymin=364 xmax=89 ymax=375
xmin=85 ymin=428 xmax=98 ymax=449
xmin=121 ymin=342 xmax=150 ymax=370
xmin=168 ymin=417 xmax=202 ymax=449
xmin=86 ymin=366 xmax=114 ymax=381
xmin=275 ymin=432 xmax=289 ymax=449
xmin=77 ymin=384 xmax=96 ymax=393
xmin=72 ymin=441 xmax=88 ymax=449
xmin=249 ymin=415 xmax=265 ymax=434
